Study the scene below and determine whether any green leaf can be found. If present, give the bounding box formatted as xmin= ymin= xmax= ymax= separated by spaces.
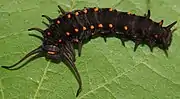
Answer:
xmin=0 ymin=0 xmax=180 ymax=99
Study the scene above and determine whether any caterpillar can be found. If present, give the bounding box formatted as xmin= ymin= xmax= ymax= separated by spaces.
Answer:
xmin=1 ymin=6 xmax=177 ymax=97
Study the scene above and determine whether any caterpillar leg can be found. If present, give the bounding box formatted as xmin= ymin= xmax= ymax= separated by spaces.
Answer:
xmin=120 ymin=39 xmax=126 ymax=47
xmin=78 ymin=41 xmax=83 ymax=57
xmin=102 ymin=35 xmax=107 ymax=42
xmin=134 ymin=41 xmax=141 ymax=52
xmin=147 ymin=40 xmax=155 ymax=52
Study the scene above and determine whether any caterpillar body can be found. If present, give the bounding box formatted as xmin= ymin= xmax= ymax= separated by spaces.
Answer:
xmin=2 ymin=6 xmax=177 ymax=97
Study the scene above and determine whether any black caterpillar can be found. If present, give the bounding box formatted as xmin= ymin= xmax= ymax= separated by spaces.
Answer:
xmin=1 ymin=6 xmax=177 ymax=97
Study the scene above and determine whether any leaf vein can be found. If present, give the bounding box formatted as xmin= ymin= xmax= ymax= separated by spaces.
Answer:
xmin=104 ymin=86 xmax=116 ymax=99
xmin=33 ymin=61 xmax=50 ymax=99
xmin=143 ymin=62 xmax=180 ymax=86
xmin=78 ymin=63 xmax=139 ymax=99
xmin=0 ymin=80 xmax=4 ymax=99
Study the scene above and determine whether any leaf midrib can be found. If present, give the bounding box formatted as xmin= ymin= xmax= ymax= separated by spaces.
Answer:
xmin=33 ymin=61 xmax=50 ymax=99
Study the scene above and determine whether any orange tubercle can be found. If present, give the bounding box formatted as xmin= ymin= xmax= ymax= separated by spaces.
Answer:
xmin=75 ymin=12 xmax=79 ymax=16
xmin=94 ymin=7 xmax=99 ymax=12
xmin=90 ymin=25 xmax=95 ymax=29
xmin=83 ymin=26 xmax=87 ymax=30
xmin=66 ymin=32 xmax=70 ymax=36
xmin=98 ymin=24 xmax=103 ymax=28
xmin=48 ymin=51 xmax=56 ymax=55
xmin=74 ymin=28 xmax=79 ymax=32
xmin=124 ymin=26 xmax=128 ymax=30
xmin=109 ymin=24 xmax=113 ymax=28
xmin=109 ymin=8 xmax=113 ymax=12
xmin=67 ymin=14 xmax=71 ymax=18
xmin=83 ymin=9 xmax=88 ymax=14
xmin=56 ymin=20 xmax=60 ymax=24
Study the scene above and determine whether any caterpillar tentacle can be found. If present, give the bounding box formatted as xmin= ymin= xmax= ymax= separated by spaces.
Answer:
xmin=42 ymin=15 xmax=53 ymax=22
xmin=28 ymin=34 xmax=43 ymax=41
xmin=62 ymin=45 xmax=82 ymax=97
xmin=58 ymin=5 xmax=66 ymax=14
xmin=1 ymin=46 xmax=43 ymax=69
xmin=42 ymin=21 xmax=50 ymax=27
xmin=28 ymin=28 xmax=44 ymax=34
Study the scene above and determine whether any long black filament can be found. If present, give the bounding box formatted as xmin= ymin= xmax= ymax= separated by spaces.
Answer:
xmin=1 ymin=46 xmax=42 ymax=70
xmin=62 ymin=48 xmax=82 ymax=97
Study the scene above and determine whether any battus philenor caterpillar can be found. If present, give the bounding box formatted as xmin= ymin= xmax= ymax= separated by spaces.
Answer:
xmin=1 ymin=6 xmax=177 ymax=97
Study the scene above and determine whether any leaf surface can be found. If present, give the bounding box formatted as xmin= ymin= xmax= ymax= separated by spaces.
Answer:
xmin=0 ymin=0 xmax=180 ymax=99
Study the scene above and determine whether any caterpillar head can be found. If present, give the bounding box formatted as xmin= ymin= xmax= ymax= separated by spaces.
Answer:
xmin=42 ymin=44 xmax=61 ymax=60
xmin=1 ymin=28 xmax=63 ymax=70
xmin=28 ymin=28 xmax=63 ymax=60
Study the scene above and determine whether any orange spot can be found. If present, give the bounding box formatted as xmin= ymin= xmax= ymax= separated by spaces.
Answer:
xmin=154 ymin=34 xmax=158 ymax=38
xmin=124 ymin=26 xmax=128 ymax=30
xmin=48 ymin=51 xmax=55 ymax=55
xmin=56 ymin=20 xmax=60 ymax=24
xmin=127 ymin=12 xmax=131 ymax=15
xmin=159 ymin=20 xmax=163 ymax=26
xmin=58 ymin=39 xmax=62 ymax=43
xmin=98 ymin=24 xmax=103 ymax=28
xmin=90 ymin=25 xmax=94 ymax=29
xmin=67 ymin=14 xmax=71 ymax=18
xmin=83 ymin=9 xmax=88 ymax=14
xmin=94 ymin=7 xmax=99 ymax=12
xmin=47 ymin=32 xmax=51 ymax=35
xmin=74 ymin=39 xmax=79 ymax=42
xmin=66 ymin=32 xmax=70 ymax=36
xmin=75 ymin=12 xmax=79 ymax=16
xmin=83 ymin=26 xmax=87 ymax=30
xmin=109 ymin=24 xmax=113 ymax=28
xmin=109 ymin=8 xmax=113 ymax=12
xmin=74 ymin=28 xmax=79 ymax=32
